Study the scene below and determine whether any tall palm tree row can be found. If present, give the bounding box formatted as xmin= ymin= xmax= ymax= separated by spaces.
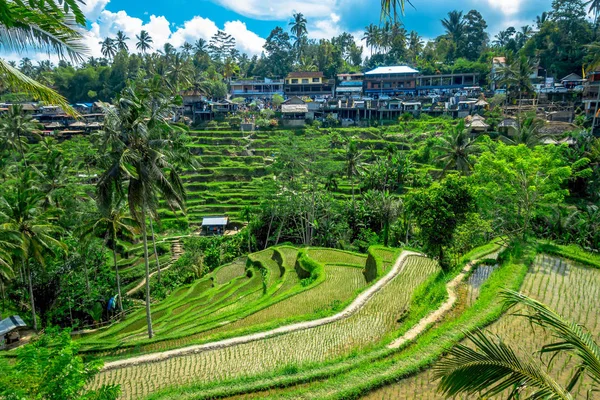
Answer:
xmin=0 ymin=172 xmax=66 ymax=331
xmin=97 ymin=81 xmax=187 ymax=339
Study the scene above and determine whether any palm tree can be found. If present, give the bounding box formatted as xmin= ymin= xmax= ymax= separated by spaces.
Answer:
xmin=441 ymin=10 xmax=464 ymax=44
xmin=0 ymin=172 xmax=66 ymax=331
xmin=0 ymin=0 xmax=86 ymax=111
xmin=362 ymin=24 xmax=379 ymax=55
xmin=0 ymin=105 xmax=41 ymax=171
xmin=99 ymin=37 xmax=117 ymax=59
xmin=500 ymin=115 xmax=545 ymax=147
xmin=193 ymin=39 xmax=208 ymax=56
xmin=536 ymin=11 xmax=549 ymax=28
xmin=222 ymin=58 xmax=240 ymax=83
xmin=587 ymin=0 xmax=600 ymax=26
xmin=136 ymin=30 xmax=153 ymax=54
xmin=97 ymin=82 xmax=186 ymax=339
xmin=515 ymin=25 xmax=533 ymax=49
xmin=407 ymin=31 xmax=423 ymax=62
xmin=436 ymin=289 xmax=600 ymax=399
xmin=167 ymin=53 xmax=192 ymax=91
xmin=345 ymin=140 xmax=363 ymax=207
xmin=381 ymin=0 xmax=409 ymax=20
xmin=115 ymin=30 xmax=129 ymax=52
xmin=241 ymin=206 xmax=253 ymax=253
xmin=78 ymin=194 xmax=137 ymax=313
xmin=181 ymin=42 xmax=193 ymax=55
xmin=290 ymin=12 xmax=308 ymax=58
xmin=434 ymin=121 xmax=479 ymax=175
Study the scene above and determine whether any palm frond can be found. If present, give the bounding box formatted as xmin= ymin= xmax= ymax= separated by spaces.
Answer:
xmin=501 ymin=289 xmax=600 ymax=386
xmin=0 ymin=58 xmax=76 ymax=115
xmin=435 ymin=329 xmax=573 ymax=399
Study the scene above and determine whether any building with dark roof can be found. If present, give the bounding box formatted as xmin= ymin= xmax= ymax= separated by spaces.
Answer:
xmin=363 ymin=66 xmax=419 ymax=96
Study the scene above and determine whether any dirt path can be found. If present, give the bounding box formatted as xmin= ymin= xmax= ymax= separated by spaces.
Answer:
xmin=102 ymin=250 xmax=422 ymax=371
xmin=126 ymin=240 xmax=184 ymax=296
xmin=387 ymin=260 xmax=476 ymax=349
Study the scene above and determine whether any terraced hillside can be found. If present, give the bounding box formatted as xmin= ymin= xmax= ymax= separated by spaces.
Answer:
xmin=89 ymin=250 xmax=437 ymax=399
xmin=159 ymin=126 xmax=442 ymax=226
xmin=79 ymin=246 xmax=396 ymax=360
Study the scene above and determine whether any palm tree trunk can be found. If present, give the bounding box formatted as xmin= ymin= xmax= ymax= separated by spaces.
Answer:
xmin=140 ymin=207 xmax=153 ymax=339
xmin=264 ymin=212 xmax=275 ymax=250
xmin=26 ymin=260 xmax=37 ymax=331
xmin=149 ymin=217 xmax=161 ymax=284
xmin=112 ymin=244 xmax=123 ymax=312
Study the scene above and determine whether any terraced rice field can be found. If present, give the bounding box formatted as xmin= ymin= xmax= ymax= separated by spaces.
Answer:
xmin=159 ymin=128 xmax=419 ymax=225
xmin=361 ymin=254 xmax=600 ymax=399
xmin=80 ymin=246 xmax=376 ymax=359
xmin=90 ymin=255 xmax=439 ymax=399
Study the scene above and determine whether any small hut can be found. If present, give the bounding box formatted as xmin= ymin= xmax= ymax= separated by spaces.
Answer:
xmin=0 ymin=315 xmax=27 ymax=349
xmin=201 ymin=216 xmax=229 ymax=235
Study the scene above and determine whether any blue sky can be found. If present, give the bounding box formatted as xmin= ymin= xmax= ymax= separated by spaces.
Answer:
xmin=4 ymin=0 xmax=557 ymax=61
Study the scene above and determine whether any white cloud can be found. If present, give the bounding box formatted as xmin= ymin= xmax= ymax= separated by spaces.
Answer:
xmin=485 ymin=0 xmax=522 ymax=16
xmin=212 ymin=0 xmax=337 ymax=20
xmin=309 ymin=13 xmax=343 ymax=39
xmin=80 ymin=0 xmax=111 ymax=21
xmin=169 ymin=16 xmax=219 ymax=48
xmin=223 ymin=21 xmax=266 ymax=56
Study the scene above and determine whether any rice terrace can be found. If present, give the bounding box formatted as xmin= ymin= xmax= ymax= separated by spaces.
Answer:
xmin=2 ymin=0 xmax=600 ymax=399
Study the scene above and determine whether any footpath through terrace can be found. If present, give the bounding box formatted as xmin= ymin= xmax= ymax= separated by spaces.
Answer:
xmin=102 ymin=250 xmax=423 ymax=371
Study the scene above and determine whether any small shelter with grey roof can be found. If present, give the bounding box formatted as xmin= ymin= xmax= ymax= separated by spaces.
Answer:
xmin=201 ymin=216 xmax=229 ymax=235
xmin=0 ymin=315 xmax=27 ymax=349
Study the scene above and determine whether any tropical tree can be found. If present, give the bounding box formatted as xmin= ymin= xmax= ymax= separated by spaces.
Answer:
xmin=193 ymin=39 xmax=208 ymax=56
xmin=434 ymin=121 xmax=479 ymax=174
xmin=381 ymin=0 xmax=409 ymax=20
xmin=407 ymin=31 xmax=424 ymax=62
xmin=0 ymin=105 xmax=40 ymax=171
xmin=78 ymin=194 xmax=137 ymax=313
xmin=167 ymin=53 xmax=192 ymax=91
xmin=436 ymin=289 xmax=600 ymax=399
xmin=362 ymin=24 xmax=379 ymax=54
xmin=0 ymin=0 xmax=86 ymax=110
xmin=136 ymin=30 xmax=153 ymax=54
xmin=0 ymin=173 xmax=66 ymax=331
xmin=99 ymin=37 xmax=117 ymax=59
xmin=290 ymin=12 xmax=308 ymax=58
xmin=115 ymin=31 xmax=130 ymax=52
xmin=97 ymin=82 xmax=186 ymax=339
xmin=500 ymin=115 xmax=546 ymax=148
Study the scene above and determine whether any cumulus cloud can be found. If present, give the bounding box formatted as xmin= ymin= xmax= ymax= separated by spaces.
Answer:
xmin=223 ymin=21 xmax=266 ymax=56
xmin=80 ymin=0 xmax=111 ymax=21
xmin=309 ymin=13 xmax=343 ymax=39
xmin=485 ymin=0 xmax=522 ymax=16
xmin=212 ymin=0 xmax=337 ymax=20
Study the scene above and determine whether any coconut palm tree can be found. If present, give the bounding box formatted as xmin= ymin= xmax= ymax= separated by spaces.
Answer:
xmin=136 ymin=30 xmax=153 ymax=54
xmin=97 ymin=82 xmax=186 ymax=339
xmin=0 ymin=105 xmax=41 ymax=171
xmin=436 ymin=289 xmax=600 ymax=399
xmin=434 ymin=121 xmax=479 ymax=175
xmin=78 ymin=194 xmax=137 ymax=312
xmin=290 ymin=12 xmax=308 ymax=57
xmin=500 ymin=115 xmax=546 ymax=148
xmin=536 ymin=11 xmax=549 ymax=28
xmin=407 ymin=31 xmax=423 ymax=63
xmin=181 ymin=42 xmax=193 ymax=55
xmin=222 ymin=58 xmax=240 ymax=83
xmin=167 ymin=53 xmax=193 ymax=91
xmin=587 ymin=0 xmax=600 ymax=26
xmin=0 ymin=172 xmax=66 ymax=331
xmin=115 ymin=31 xmax=130 ymax=52
xmin=0 ymin=0 xmax=86 ymax=111
xmin=362 ymin=24 xmax=379 ymax=55
xmin=381 ymin=0 xmax=409 ymax=20
xmin=441 ymin=10 xmax=464 ymax=44
xmin=99 ymin=37 xmax=117 ymax=59
xmin=193 ymin=39 xmax=208 ymax=56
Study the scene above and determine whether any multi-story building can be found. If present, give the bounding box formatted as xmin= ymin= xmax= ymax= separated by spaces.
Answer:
xmin=230 ymin=78 xmax=284 ymax=99
xmin=416 ymin=73 xmax=480 ymax=94
xmin=336 ymin=73 xmax=364 ymax=97
xmin=363 ymin=66 xmax=419 ymax=97
xmin=284 ymin=71 xmax=333 ymax=97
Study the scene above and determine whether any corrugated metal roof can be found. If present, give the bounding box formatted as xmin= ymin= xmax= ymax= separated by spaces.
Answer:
xmin=0 ymin=315 xmax=27 ymax=336
xmin=202 ymin=217 xmax=229 ymax=226
xmin=365 ymin=66 xmax=419 ymax=75
xmin=281 ymin=104 xmax=308 ymax=113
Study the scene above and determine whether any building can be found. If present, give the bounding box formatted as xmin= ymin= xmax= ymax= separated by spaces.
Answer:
xmin=201 ymin=216 xmax=229 ymax=235
xmin=363 ymin=66 xmax=419 ymax=97
xmin=336 ymin=73 xmax=364 ymax=97
xmin=560 ymin=73 xmax=584 ymax=89
xmin=491 ymin=57 xmax=506 ymax=92
xmin=284 ymin=71 xmax=333 ymax=97
xmin=0 ymin=315 xmax=27 ymax=350
xmin=281 ymin=97 xmax=309 ymax=127
xmin=416 ymin=73 xmax=480 ymax=94
xmin=230 ymin=78 xmax=284 ymax=99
